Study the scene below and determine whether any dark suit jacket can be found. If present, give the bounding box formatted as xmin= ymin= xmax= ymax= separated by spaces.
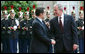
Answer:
xmin=50 ymin=14 xmax=78 ymax=52
xmin=30 ymin=18 xmax=51 ymax=53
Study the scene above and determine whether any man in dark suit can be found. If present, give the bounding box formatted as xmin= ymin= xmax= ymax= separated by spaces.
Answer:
xmin=30 ymin=7 xmax=56 ymax=53
xmin=50 ymin=4 xmax=78 ymax=53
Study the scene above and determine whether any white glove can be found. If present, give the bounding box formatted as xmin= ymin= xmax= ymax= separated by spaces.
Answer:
xmin=82 ymin=26 xmax=84 ymax=30
xmin=13 ymin=26 xmax=17 ymax=30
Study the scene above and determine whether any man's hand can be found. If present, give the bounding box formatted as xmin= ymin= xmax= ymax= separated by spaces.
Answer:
xmin=73 ymin=44 xmax=78 ymax=51
xmin=51 ymin=39 xmax=56 ymax=45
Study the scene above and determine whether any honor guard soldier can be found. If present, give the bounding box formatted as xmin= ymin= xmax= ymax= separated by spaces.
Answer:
xmin=8 ymin=5 xmax=19 ymax=53
xmin=17 ymin=7 xmax=24 ymax=53
xmin=30 ymin=4 xmax=36 ymax=29
xmin=45 ymin=6 xmax=53 ymax=53
xmin=18 ymin=7 xmax=24 ymax=22
xmin=30 ymin=4 xmax=36 ymax=26
xmin=17 ymin=7 xmax=23 ymax=38
xmin=17 ymin=7 xmax=23 ymax=39
xmin=1 ymin=6 xmax=10 ymax=53
xmin=76 ymin=6 xmax=84 ymax=53
xmin=29 ymin=5 xmax=36 ymax=41
xmin=19 ymin=7 xmax=31 ymax=53
xmin=71 ymin=6 xmax=78 ymax=53
xmin=45 ymin=6 xmax=51 ymax=29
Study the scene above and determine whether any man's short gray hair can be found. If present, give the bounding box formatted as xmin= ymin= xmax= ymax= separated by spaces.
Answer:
xmin=54 ymin=4 xmax=63 ymax=11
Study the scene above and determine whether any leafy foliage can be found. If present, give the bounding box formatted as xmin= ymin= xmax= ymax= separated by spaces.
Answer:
xmin=1 ymin=1 xmax=37 ymax=18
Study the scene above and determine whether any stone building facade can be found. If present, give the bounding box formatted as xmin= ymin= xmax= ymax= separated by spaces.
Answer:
xmin=36 ymin=1 xmax=84 ymax=21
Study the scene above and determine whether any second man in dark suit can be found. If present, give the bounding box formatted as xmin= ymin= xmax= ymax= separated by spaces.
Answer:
xmin=30 ymin=7 xmax=56 ymax=53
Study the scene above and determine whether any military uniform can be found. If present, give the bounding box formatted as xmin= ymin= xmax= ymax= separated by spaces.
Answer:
xmin=17 ymin=7 xmax=26 ymax=53
xmin=1 ymin=19 xmax=11 ymax=53
xmin=19 ymin=7 xmax=31 ymax=53
xmin=1 ymin=8 xmax=10 ymax=53
xmin=45 ymin=6 xmax=53 ymax=53
xmin=8 ymin=5 xmax=19 ymax=53
xmin=19 ymin=19 xmax=31 ymax=53
xmin=76 ymin=18 xmax=84 ymax=53
xmin=8 ymin=18 xmax=19 ymax=53
xmin=29 ymin=8 xmax=36 ymax=38
xmin=76 ymin=7 xmax=84 ymax=53
xmin=1 ymin=6 xmax=10 ymax=53
xmin=30 ymin=7 xmax=36 ymax=26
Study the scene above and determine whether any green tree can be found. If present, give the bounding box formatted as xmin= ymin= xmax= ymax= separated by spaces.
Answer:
xmin=1 ymin=1 xmax=37 ymax=18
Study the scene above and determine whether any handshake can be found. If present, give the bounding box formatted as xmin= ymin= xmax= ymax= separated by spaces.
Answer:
xmin=51 ymin=39 xmax=56 ymax=45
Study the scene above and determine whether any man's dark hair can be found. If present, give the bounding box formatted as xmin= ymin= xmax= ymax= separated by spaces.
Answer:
xmin=35 ymin=7 xmax=45 ymax=16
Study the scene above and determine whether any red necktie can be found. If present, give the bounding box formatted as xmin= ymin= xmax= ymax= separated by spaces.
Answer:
xmin=59 ymin=17 xmax=63 ymax=32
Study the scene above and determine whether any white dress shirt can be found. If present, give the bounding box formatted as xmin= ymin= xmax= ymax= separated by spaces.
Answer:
xmin=58 ymin=13 xmax=64 ymax=26
xmin=37 ymin=17 xmax=43 ymax=23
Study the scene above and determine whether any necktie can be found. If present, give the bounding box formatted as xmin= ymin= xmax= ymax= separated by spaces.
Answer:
xmin=59 ymin=17 xmax=63 ymax=32
xmin=42 ymin=21 xmax=45 ymax=27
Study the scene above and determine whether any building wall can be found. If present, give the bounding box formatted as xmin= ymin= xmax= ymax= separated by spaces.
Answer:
xmin=36 ymin=1 xmax=83 ymax=20
xmin=56 ymin=1 xmax=80 ymax=21
xmin=36 ymin=1 xmax=56 ymax=19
